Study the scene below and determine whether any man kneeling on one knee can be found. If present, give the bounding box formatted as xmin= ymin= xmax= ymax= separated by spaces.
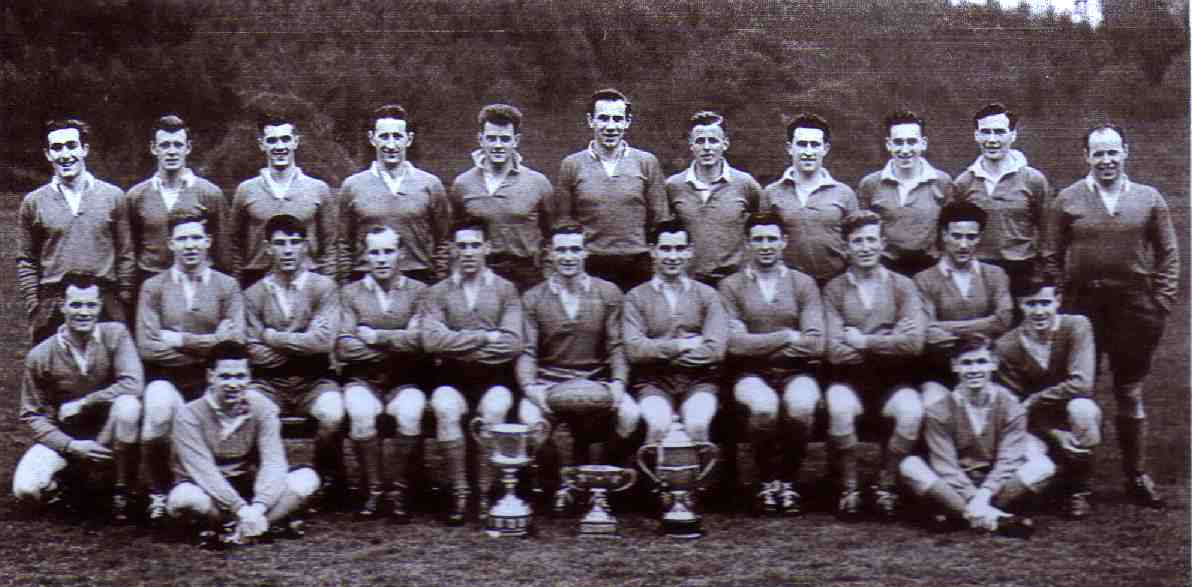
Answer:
xmin=167 ymin=341 xmax=317 ymax=546
xmin=900 ymin=335 xmax=1053 ymax=538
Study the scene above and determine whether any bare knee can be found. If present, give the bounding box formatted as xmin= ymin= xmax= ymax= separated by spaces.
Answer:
xmin=920 ymin=381 xmax=950 ymax=409
xmin=826 ymin=384 xmax=861 ymax=435
xmin=343 ymin=385 xmax=382 ymax=440
xmin=478 ymin=386 xmax=513 ymax=423
xmin=310 ymin=389 xmax=345 ymax=430
xmin=783 ymin=375 xmax=821 ymax=423
xmin=681 ymin=393 xmax=718 ymax=442
xmin=640 ymin=397 xmax=673 ymax=441
xmin=884 ymin=387 xmax=923 ymax=434
xmin=388 ymin=388 xmax=427 ymax=436
xmin=287 ymin=467 xmax=321 ymax=499
xmin=735 ymin=377 xmax=779 ymax=420
xmin=167 ymin=482 xmax=214 ymax=518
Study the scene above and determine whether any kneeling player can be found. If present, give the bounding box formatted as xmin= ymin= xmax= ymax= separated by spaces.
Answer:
xmin=167 ymin=342 xmax=317 ymax=547
xmin=337 ymin=226 xmax=429 ymax=521
xmin=244 ymin=214 xmax=345 ymax=502
xmin=421 ymin=218 xmax=524 ymax=525
xmin=823 ymin=211 xmax=924 ymax=519
xmin=517 ymin=220 xmax=641 ymax=512
xmin=719 ymin=213 xmax=824 ymax=515
xmin=995 ymin=274 xmax=1101 ymax=519
xmin=13 ymin=273 xmax=143 ymax=522
xmin=900 ymin=335 xmax=1053 ymax=538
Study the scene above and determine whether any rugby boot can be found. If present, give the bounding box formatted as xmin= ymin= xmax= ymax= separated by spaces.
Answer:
xmin=778 ymin=482 xmax=803 ymax=516
xmin=446 ymin=486 xmax=470 ymax=527
xmin=110 ymin=486 xmax=132 ymax=525
xmin=1126 ymin=473 xmax=1165 ymax=509
xmin=994 ymin=515 xmax=1035 ymax=539
xmin=1065 ymin=490 xmax=1092 ymax=520
xmin=836 ymin=480 xmax=863 ymax=521
xmin=754 ymin=480 xmax=779 ymax=516
xmin=386 ymin=485 xmax=411 ymax=524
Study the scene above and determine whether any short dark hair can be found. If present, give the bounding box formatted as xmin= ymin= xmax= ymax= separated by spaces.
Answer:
xmin=1012 ymin=271 xmax=1063 ymax=300
xmin=210 ymin=340 xmax=250 ymax=365
xmin=745 ymin=212 xmax=786 ymax=236
xmin=257 ymin=113 xmax=296 ymax=135
xmin=478 ymin=104 xmax=522 ymax=133
xmin=168 ymin=212 xmax=209 ymax=237
xmin=370 ymin=104 xmax=412 ymax=134
xmin=689 ymin=111 xmax=727 ymax=136
xmin=883 ymin=110 xmax=925 ymax=134
xmin=153 ymin=114 xmax=189 ymax=137
xmin=786 ymin=112 xmax=831 ymax=144
xmin=648 ymin=218 xmax=690 ymax=245
xmin=973 ymin=103 xmax=1018 ymax=130
xmin=588 ymin=88 xmax=633 ymax=117
xmin=45 ymin=118 xmax=90 ymax=147
xmin=362 ymin=224 xmax=400 ymax=249
xmin=1083 ymin=123 xmax=1127 ymax=152
xmin=841 ymin=210 xmax=882 ymax=240
xmin=263 ymin=213 xmax=307 ymax=240
xmin=451 ymin=217 xmax=488 ymax=241
xmin=950 ymin=334 xmax=993 ymax=359
xmin=938 ymin=201 xmax=988 ymax=233
xmin=548 ymin=218 xmax=586 ymax=241
xmin=60 ymin=272 xmax=101 ymax=294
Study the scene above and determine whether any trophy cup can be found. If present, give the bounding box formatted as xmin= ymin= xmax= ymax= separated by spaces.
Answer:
xmin=636 ymin=416 xmax=719 ymax=539
xmin=559 ymin=465 xmax=637 ymax=538
xmin=469 ymin=419 xmax=551 ymax=537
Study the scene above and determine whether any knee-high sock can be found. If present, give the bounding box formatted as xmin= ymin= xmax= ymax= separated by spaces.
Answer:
xmin=781 ymin=419 xmax=809 ymax=484
xmin=604 ymin=424 xmax=643 ymax=471
xmin=314 ymin=429 xmax=344 ymax=482
xmin=475 ymin=437 xmax=494 ymax=499
xmin=142 ymin=439 xmax=172 ymax=494
xmin=752 ymin=420 xmax=779 ymax=483
xmin=925 ymin=480 xmax=968 ymax=517
xmin=829 ymin=433 xmax=859 ymax=490
xmin=882 ymin=433 xmax=916 ymax=487
xmin=389 ymin=434 xmax=420 ymax=489
xmin=113 ymin=441 xmax=139 ymax=492
xmin=441 ymin=439 xmax=468 ymax=491
xmin=1117 ymin=416 xmax=1146 ymax=478
xmin=354 ymin=437 xmax=384 ymax=493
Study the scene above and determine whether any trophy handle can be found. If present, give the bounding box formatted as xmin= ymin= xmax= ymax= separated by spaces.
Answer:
xmin=635 ymin=444 xmax=663 ymax=485
xmin=559 ymin=466 xmax=578 ymax=487
xmin=611 ymin=468 xmax=638 ymax=493
xmin=530 ymin=420 xmax=552 ymax=447
xmin=693 ymin=442 xmax=720 ymax=484
xmin=468 ymin=417 xmax=489 ymax=443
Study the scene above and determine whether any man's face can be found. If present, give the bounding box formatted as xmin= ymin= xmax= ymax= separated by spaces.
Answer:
xmin=747 ymin=224 xmax=786 ymax=269
xmin=886 ymin=122 xmax=927 ymax=171
xmin=786 ymin=127 xmax=829 ymax=174
xmin=267 ymin=230 xmax=308 ymax=274
xmin=150 ymin=129 xmax=192 ymax=173
xmin=364 ymin=230 xmax=401 ymax=282
xmin=167 ymin=221 xmax=211 ymax=270
xmin=941 ymin=220 xmax=981 ymax=266
xmin=951 ymin=347 xmax=998 ymax=393
xmin=44 ymin=128 xmax=89 ymax=181
xmin=1018 ymin=286 xmax=1061 ymax=334
xmin=974 ymin=113 xmax=1016 ymax=161
xmin=846 ymin=223 xmax=884 ymax=269
xmin=550 ymin=233 xmax=587 ymax=279
xmin=478 ymin=121 xmax=519 ymax=166
xmin=61 ymin=284 xmax=101 ymax=336
xmin=689 ymin=123 xmax=728 ymax=169
xmin=207 ymin=358 xmax=251 ymax=411
xmin=587 ymin=99 xmax=631 ymax=151
xmin=453 ymin=228 xmax=489 ymax=276
xmin=369 ymin=117 xmax=412 ymax=168
xmin=651 ymin=231 xmax=692 ymax=279
xmin=1085 ymin=128 xmax=1128 ymax=185
xmin=258 ymin=123 xmax=299 ymax=170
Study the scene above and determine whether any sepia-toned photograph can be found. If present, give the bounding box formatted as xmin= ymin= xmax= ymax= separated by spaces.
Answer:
xmin=0 ymin=0 xmax=1187 ymax=584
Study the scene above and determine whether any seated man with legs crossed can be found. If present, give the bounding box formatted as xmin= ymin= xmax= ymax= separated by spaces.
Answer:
xmin=137 ymin=212 xmax=244 ymax=525
xmin=167 ymin=341 xmax=318 ymax=548
xmin=517 ymin=219 xmax=641 ymax=513
xmin=623 ymin=218 xmax=728 ymax=511
xmin=900 ymin=334 xmax=1053 ymax=539
xmin=420 ymin=218 xmax=524 ymax=525
xmin=243 ymin=213 xmax=345 ymax=507
xmin=995 ymin=273 xmax=1101 ymax=519
xmin=336 ymin=225 xmax=429 ymax=522
xmin=823 ymin=210 xmax=925 ymax=519
xmin=718 ymin=212 xmax=825 ymax=516
xmin=13 ymin=273 xmax=143 ymax=523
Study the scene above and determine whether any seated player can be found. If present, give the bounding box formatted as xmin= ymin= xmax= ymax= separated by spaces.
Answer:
xmin=167 ymin=341 xmax=318 ymax=547
xmin=900 ymin=335 xmax=1053 ymax=539
xmin=718 ymin=213 xmax=824 ymax=516
xmin=420 ymin=218 xmax=524 ymax=525
xmin=336 ymin=225 xmax=429 ymax=521
xmin=516 ymin=220 xmax=641 ymax=512
xmin=916 ymin=201 xmax=1013 ymax=401
xmin=823 ymin=211 xmax=925 ymax=519
xmin=623 ymin=219 xmax=727 ymax=507
xmin=243 ymin=214 xmax=345 ymax=504
xmin=995 ymin=274 xmax=1101 ymax=519
xmin=13 ymin=273 xmax=143 ymax=523
xmin=136 ymin=212 xmax=244 ymax=524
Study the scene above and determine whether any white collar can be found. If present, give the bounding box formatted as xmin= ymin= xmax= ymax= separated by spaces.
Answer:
xmin=371 ymin=160 xmax=413 ymax=181
xmin=450 ymin=268 xmax=496 ymax=288
xmin=880 ymin=158 xmax=938 ymax=185
xmin=586 ymin=140 xmax=629 ymax=161
xmin=1022 ymin=314 xmax=1062 ymax=341
xmin=362 ymin=273 xmax=406 ymax=293
xmin=937 ymin=257 xmax=979 ymax=277
xmin=967 ymin=149 xmax=1028 ymax=180
xmin=649 ymin=275 xmax=691 ymax=293
xmin=171 ymin=266 xmax=212 ymax=285
xmin=51 ymin=171 xmax=95 ymax=194
xmin=1084 ymin=174 xmax=1132 ymax=196
xmin=845 ymin=266 xmax=891 ymax=287
xmin=264 ymin=270 xmax=310 ymax=291
xmin=684 ymin=160 xmax=733 ymax=188
xmin=744 ymin=264 xmax=789 ymax=281
xmin=548 ymin=273 xmax=592 ymax=295
xmin=953 ymin=385 xmax=993 ymax=409
xmin=56 ymin=324 xmax=101 ymax=353
xmin=780 ymin=166 xmax=836 ymax=191
xmin=471 ymin=149 xmax=523 ymax=172
xmin=152 ymin=168 xmax=196 ymax=192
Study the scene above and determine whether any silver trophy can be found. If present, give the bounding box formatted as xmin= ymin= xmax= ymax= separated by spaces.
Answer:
xmin=469 ymin=419 xmax=551 ymax=537
xmin=559 ymin=465 xmax=637 ymax=538
xmin=636 ymin=416 xmax=719 ymax=539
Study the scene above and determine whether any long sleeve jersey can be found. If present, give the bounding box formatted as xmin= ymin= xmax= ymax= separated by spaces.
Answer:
xmin=913 ymin=261 xmax=1013 ymax=354
xmin=418 ymin=270 xmax=523 ymax=366
xmin=124 ymin=172 xmax=231 ymax=274
xmin=951 ymin=152 xmax=1050 ymax=263
xmin=857 ymin=161 xmax=954 ymax=262
xmin=717 ymin=265 xmax=825 ymax=373
xmin=823 ymin=268 xmax=925 ymax=366
xmin=623 ymin=276 xmax=728 ymax=379
xmin=924 ymin=383 xmax=1029 ymax=500
xmin=516 ymin=275 xmax=627 ymax=388
xmin=760 ymin=169 xmax=859 ymax=282
xmin=994 ymin=314 xmax=1095 ymax=405
xmin=336 ymin=275 xmax=427 ymax=388
xmin=229 ymin=169 xmax=335 ymax=278
xmin=136 ymin=268 xmax=245 ymax=369
xmin=20 ymin=322 xmax=144 ymax=453
xmin=243 ymin=271 xmax=339 ymax=376
xmin=449 ymin=157 xmax=553 ymax=264
xmin=664 ymin=164 xmax=763 ymax=277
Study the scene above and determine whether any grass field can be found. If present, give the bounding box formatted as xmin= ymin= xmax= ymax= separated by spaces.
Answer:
xmin=0 ymin=120 xmax=1187 ymax=586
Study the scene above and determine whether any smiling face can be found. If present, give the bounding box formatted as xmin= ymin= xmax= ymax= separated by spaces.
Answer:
xmin=651 ymin=230 xmax=692 ymax=279
xmin=1085 ymin=128 xmax=1128 ymax=186
xmin=951 ymin=347 xmax=997 ymax=393
xmin=364 ymin=229 xmax=401 ymax=282
xmin=550 ymin=233 xmax=587 ymax=279
xmin=61 ymin=283 xmax=101 ymax=336
xmin=266 ymin=230 xmax=309 ymax=275
xmin=453 ymin=228 xmax=489 ymax=276
xmin=787 ymin=127 xmax=829 ymax=175
xmin=941 ymin=220 xmax=981 ymax=267
xmin=45 ymin=128 xmax=89 ymax=181
xmin=207 ymin=358 xmax=252 ymax=411
xmin=689 ymin=123 xmax=728 ymax=170
xmin=151 ymin=128 xmax=192 ymax=173
xmin=846 ymin=223 xmax=884 ymax=270
xmin=369 ymin=117 xmax=412 ymax=169
xmin=168 ymin=221 xmax=211 ymax=271
xmin=1018 ymin=286 xmax=1061 ymax=335
xmin=587 ymin=99 xmax=631 ymax=151
xmin=747 ymin=224 xmax=786 ymax=269
xmin=258 ymin=123 xmax=299 ymax=170
xmin=478 ymin=121 xmax=519 ymax=166
xmin=886 ymin=122 xmax=926 ymax=171
xmin=974 ymin=113 xmax=1016 ymax=162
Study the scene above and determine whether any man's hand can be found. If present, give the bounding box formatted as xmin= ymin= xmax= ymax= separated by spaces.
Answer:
xmin=525 ymin=383 xmax=552 ymax=415
xmin=843 ymin=327 xmax=868 ymax=350
xmin=236 ymin=504 xmax=269 ymax=538
xmin=356 ymin=325 xmax=379 ymax=346
xmin=160 ymin=330 xmax=185 ymax=348
xmin=214 ymin=319 xmax=242 ymax=343
xmin=607 ymin=380 xmax=627 ymax=407
xmin=58 ymin=399 xmax=86 ymax=421
xmin=262 ymin=328 xmax=281 ymax=346
xmin=963 ymin=488 xmax=1009 ymax=531
xmin=67 ymin=440 xmax=113 ymax=463
xmin=784 ymin=329 xmax=802 ymax=347
xmin=483 ymin=331 xmax=517 ymax=356
xmin=925 ymin=325 xmax=959 ymax=347
xmin=1050 ymin=430 xmax=1090 ymax=457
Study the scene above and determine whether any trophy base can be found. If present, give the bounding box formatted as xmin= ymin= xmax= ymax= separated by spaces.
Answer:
xmin=659 ymin=517 xmax=704 ymax=539
xmin=485 ymin=513 xmax=532 ymax=538
xmin=578 ymin=518 xmax=621 ymax=538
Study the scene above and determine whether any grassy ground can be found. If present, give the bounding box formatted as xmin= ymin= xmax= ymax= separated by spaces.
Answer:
xmin=0 ymin=118 xmax=1187 ymax=586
